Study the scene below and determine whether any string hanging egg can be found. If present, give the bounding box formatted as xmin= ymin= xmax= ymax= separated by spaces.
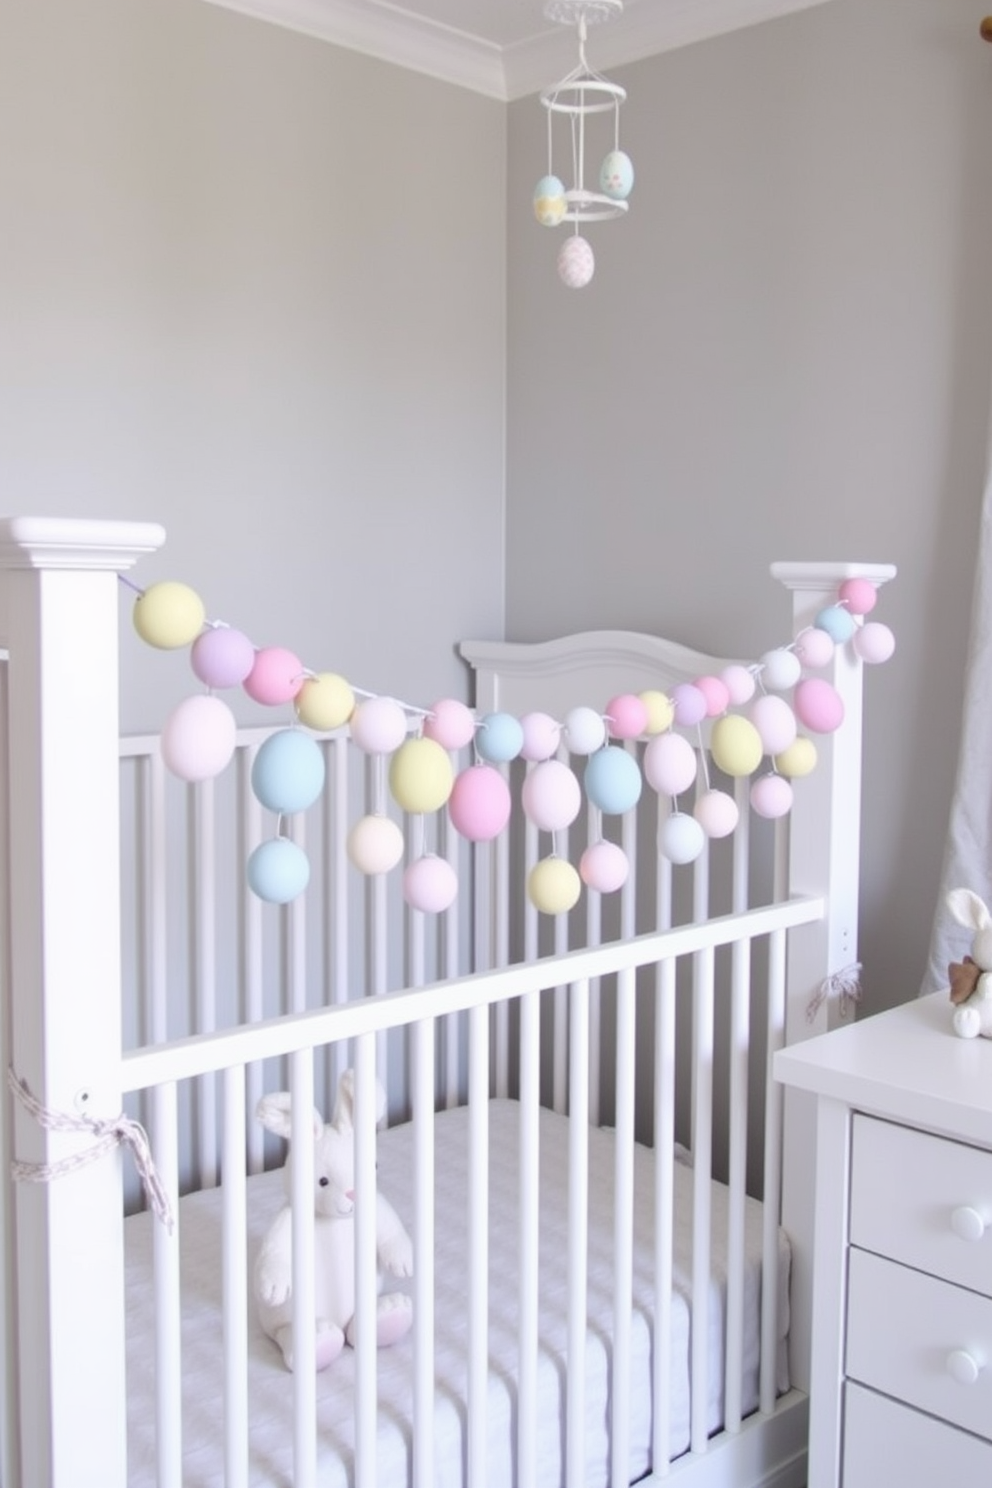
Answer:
xmin=347 ymin=814 xmax=404 ymax=875
xmin=160 ymin=694 xmax=237 ymax=782
xmin=584 ymin=746 xmax=642 ymax=815
xmin=251 ymin=729 xmax=326 ymax=814
xmin=519 ymin=711 xmax=561 ymax=762
xmin=528 ymin=857 xmax=582 ymax=915
xmin=191 ymin=626 xmax=254 ymax=689
xmin=424 ymin=698 xmax=477 ymax=751
xmin=244 ymin=646 xmax=305 ymax=706
xmin=389 ymin=737 xmax=454 ymax=815
xmin=350 ymin=697 xmax=408 ymax=755
xmin=643 ymin=732 xmax=697 ymax=797
xmin=448 ymin=764 xmax=512 ymax=842
xmin=133 ymin=581 xmax=205 ymax=650
xmin=521 ymin=760 xmax=582 ymax=833
xmin=475 ymin=712 xmax=524 ymax=764
xmin=295 ymin=672 xmax=355 ymax=732
xmin=247 ymin=837 xmax=311 ymax=904
xmin=403 ymin=855 xmax=458 ymax=914
xmin=579 ymin=840 xmax=629 ymax=893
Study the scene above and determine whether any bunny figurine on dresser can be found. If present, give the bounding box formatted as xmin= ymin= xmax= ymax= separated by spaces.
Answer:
xmin=946 ymin=887 xmax=992 ymax=1039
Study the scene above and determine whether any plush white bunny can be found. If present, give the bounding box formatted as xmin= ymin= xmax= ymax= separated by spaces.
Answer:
xmin=945 ymin=887 xmax=992 ymax=1040
xmin=253 ymin=1069 xmax=413 ymax=1371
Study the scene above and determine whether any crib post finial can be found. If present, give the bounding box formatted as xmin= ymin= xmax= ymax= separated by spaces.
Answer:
xmin=0 ymin=517 xmax=165 ymax=1488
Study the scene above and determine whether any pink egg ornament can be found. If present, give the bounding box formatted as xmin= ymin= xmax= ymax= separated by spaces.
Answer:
xmin=793 ymin=628 xmax=835 ymax=670
xmin=694 ymin=789 xmax=740 ymax=839
xmin=853 ymin=622 xmax=895 ymax=665
xmin=244 ymin=646 xmax=305 ymax=706
xmin=838 ymin=577 xmax=878 ymax=616
xmin=794 ymin=678 xmax=845 ymax=734
xmin=557 ymin=236 xmax=595 ymax=289
xmin=424 ymin=699 xmax=476 ymax=751
xmin=448 ymin=765 xmax=512 ymax=842
xmin=750 ymin=773 xmax=794 ymax=819
xmin=606 ymin=693 xmax=649 ymax=740
xmin=579 ymin=840 xmax=629 ymax=894
xmin=720 ymin=665 xmax=756 ymax=706
xmin=694 ymin=676 xmax=731 ymax=718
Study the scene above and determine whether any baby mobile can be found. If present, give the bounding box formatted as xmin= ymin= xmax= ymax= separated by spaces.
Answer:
xmin=128 ymin=573 xmax=895 ymax=918
xmin=533 ymin=0 xmax=634 ymax=289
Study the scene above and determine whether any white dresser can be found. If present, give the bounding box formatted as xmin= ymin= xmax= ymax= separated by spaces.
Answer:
xmin=775 ymin=993 xmax=992 ymax=1488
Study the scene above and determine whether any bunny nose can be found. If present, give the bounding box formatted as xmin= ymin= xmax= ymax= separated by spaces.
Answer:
xmin=345 ymin=1189 xmax=355 ymax=1202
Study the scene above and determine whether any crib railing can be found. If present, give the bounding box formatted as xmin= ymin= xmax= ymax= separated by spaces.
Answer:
xmin=119 ymin=894 xmax=821 ymax=1488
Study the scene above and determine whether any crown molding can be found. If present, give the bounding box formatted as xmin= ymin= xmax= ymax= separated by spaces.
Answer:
xmin=202 ymin=0 xmax=833 ymax=102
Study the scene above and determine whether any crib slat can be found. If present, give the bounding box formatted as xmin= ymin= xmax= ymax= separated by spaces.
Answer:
xmin=467 ymin=1001 xmax=489 ymax=1487
xmin=610 ymin=964 xmax=636 ymax=1487
xmin=222 ymin=1064 xmax=249 ymax=1486
xmin=329 ymin=735 xmax=350 ymax=1088
xmin=566 ymin=977 xmax=590 ymax=1488
xmin=152 ymin=1080 xmax=182 ymax=1488
xmin=193 ymin=783 xmax=218 ymax=1189
xmin=353 ymin=1035 xmax=379 ymax=1488
xmin=240 ymin=747 xmax=265 ymax=1175
xmin=412 ymin=1018 xmax=436 ymax=1485
xmin=689 ymin=946 xmax=715 ymax=1455
xmin=724 ymin=938 xmax=751 ymax=1433
xmin=761 ymin=926 xmax=787 ymax=1414
xmin=147 ymin=752 xmax=168 ymax=1047
xmin=652 ymin=957 xmax=677 ymax=1476
xmin=289 ymin=1049 xmax=317 ymax=1487
xmin=517 ymin=988 xmax=541 ymax=1487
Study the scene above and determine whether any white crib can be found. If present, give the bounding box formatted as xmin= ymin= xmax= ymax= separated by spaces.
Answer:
xmin=0 ymin=518 xmax=895 ymax=1488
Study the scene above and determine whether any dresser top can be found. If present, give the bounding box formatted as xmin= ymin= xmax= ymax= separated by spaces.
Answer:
xmin=775 ymin=992 xmax=992 ymax=1146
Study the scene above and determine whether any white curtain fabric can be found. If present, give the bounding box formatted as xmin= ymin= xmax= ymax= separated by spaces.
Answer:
xmin=923 ymin=473 xmax=992 ymax=994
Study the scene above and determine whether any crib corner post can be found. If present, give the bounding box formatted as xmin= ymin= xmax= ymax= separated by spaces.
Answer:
xmin=0 ymin=517 xmax=166 ymax=1488
xmin=771 ymin=558 xmax=895 ymax=1396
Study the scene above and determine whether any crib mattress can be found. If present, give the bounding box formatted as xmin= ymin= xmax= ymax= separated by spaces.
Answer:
xmin=124 ymin=1099 xmax=790 ymax=1487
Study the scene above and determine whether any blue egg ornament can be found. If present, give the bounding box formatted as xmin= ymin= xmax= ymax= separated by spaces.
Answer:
xmin=251 ymin=729 xmax=326 ymax=814
xmin=534 ymin=175 xmax=567 ymax=227
xmin=475 ymin=712 xmax=524 ymax=764
xmin=584 ymin=745 xmax=643 ymax=815
xmin=599 ymin=150 xmax=634 ymax=201
xmin=247 ymin=837 xmax=311 ymax=904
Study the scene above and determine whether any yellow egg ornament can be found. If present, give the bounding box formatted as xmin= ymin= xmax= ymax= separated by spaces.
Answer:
xmin=710 ymin=714 xmax=764 ymax=778
xmin=527 ymin=857 xmax=581 ymax=915
xmin=133 ymin=581 xmax=206 ymax=649
xmin=295 ymin=671 xmax=355 ymax=731
xmin=639 ymin=689 xmax=675 ymax=735
xmin=774 ymin=736 xmax=818 ymax=779
xmin=389 ymin=736 xmax=455 ymax=815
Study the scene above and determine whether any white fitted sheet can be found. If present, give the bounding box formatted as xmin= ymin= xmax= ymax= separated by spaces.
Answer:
xmin=125 ymin=1099 xmax=789 ymax=1487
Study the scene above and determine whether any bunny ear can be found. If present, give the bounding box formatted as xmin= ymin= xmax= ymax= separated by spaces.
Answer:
xmin=947 ymin=888 xmax=992 ymax=932
xmin=256 ymin=1093 xmax=323 ymax=1143
xmin=332 ymin=1070 xmax=388 ymax=1130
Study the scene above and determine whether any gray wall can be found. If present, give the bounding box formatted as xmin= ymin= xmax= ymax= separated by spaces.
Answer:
xmin=2 ymin=0 xmax=989 ymax=1016
xmin=0 ymin=0 xmax=507 ymax=732
xmin=507 ymin=0 xmax=992 ymax=1012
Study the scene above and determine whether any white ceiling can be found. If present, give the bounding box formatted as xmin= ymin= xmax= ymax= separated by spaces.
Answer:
xmin=202 ymin=0 xmax=832 ymax=101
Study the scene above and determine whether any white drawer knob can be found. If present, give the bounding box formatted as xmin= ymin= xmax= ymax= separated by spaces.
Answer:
xmin=947 ymin=1349 xmax=982 ymax=1386
xmin=951 ymin=1205 xmax=987 ymax=1242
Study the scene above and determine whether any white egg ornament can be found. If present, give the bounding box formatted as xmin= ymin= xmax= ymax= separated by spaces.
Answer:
xmin=160 ymin=694 xmax=237 ymax=782
xmin=558 ymin=236 xmax=595 ymax=289
xmin=521 ymin=760 xmax=582 ymax=833
xmin=599 ymin=150 xmax=634 ymax=201
xmin=519 ymin=711 xmax=561 ymax=762
xmin=748 ymin=695 xmax=797 ymax=756
xmin=643 ymin=732 xmax=697 ymax=797
xmin=350 ymin=697 xmax=409 ymax=755
xmin=534 ymin=175 xmax=567 ymax=227
xmin=694 ymin=789 xmax=740 ymax=840
xmin=658 ymin=812 xmax=705 ymax=865
xmin=564 ymin=705 xmax=607 ymax=756
xmin=347 ymin=814 xmax=404 ymax=875
xmin=760 ymin=648 xmax=802 ymax=692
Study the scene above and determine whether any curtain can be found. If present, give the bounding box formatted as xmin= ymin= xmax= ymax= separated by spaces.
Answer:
xmin=923 ymin=470 xmax=992 ymax=993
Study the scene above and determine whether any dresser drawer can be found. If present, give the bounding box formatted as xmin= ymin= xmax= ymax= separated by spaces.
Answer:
xmin=846 ymin=1248 xmax=992 ymax=1442
xmin=850 ymin=1115 xmax=992 ymax=1297
xmin=843 ymin=1382 xmax=992 ymax=1487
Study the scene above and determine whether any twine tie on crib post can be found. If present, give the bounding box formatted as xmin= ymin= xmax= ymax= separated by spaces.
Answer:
xmin=7 ymin=1067 xmax=175 ymax=1234
xmin=806 ymin=962 xmax=863 ymax=1023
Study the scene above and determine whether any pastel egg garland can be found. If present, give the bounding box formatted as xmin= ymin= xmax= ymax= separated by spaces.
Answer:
xmin=130 ymin=571 xmax=894 ymax=910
